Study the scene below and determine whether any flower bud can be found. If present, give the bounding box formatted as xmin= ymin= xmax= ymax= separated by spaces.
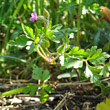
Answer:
xmin=44 ymin=8 xmax=50 ymax=18
xmin=37 ymin=16 xmax=45 ymax=23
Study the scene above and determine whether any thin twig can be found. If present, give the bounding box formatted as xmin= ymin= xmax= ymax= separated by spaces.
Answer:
xmin=74 ymin=68 xmax=80 ymax=81
xmin=54 ymin=93 xmax=69 ymax=110
xmin=57 ymin=77 xmax=110 ymax=87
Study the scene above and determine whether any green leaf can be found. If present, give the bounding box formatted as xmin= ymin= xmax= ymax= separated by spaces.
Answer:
xmin=42 ymin=69 xmax=50 ymax=81
xmin=32 ymin=66 xmax=42 ymax=80
xmin=90 ymin=73 xmax=101 ymax=85
xmin=103 ymin=42 xmax=110 ymax=52
xmin=40 ymin=39 xmax=50 ymax=48
xmin=29 ymin=42 xmax=35 ymax=54
xmin=29 ymin=85 xmax=38 ymax=96
xmin=88 ymin=65 xmax=101 ymax=73
xmin=43 ymin=84 xmax=54 ymax=94
xmin=50 ymin=36 xmax=60 ymax=43
xmin=22 ymin=86 xmax=30 ymax=94
xmin=22 ymin=84 xmax=38 ymax=96
xmin=101 ymin=84 xmax=110 ymax=95
xmin=86 ymin=46 xmax=110 ymax=65
xmin=51 ymin=24 xmax=62 ymax=30
xmin=22 ymin=24 xmax=33 ymax=40
xmin=89 ymin=52 xmax=110 ymax=65
xmin=106 ymin=62 xmax=110 ymax=71
xmin=97 ymin=98 xmax=110 ymax=110
xmin=85 ymin=63 xmax=101 ymax=85
xmin=9 ymin=35 xmax=28 ymax=47
xmin=100 ymin=66 xmax=109 ymax=77
xmin=57 ymin=44 xmax=65 ymax=53
xmin=69 ymin=46 xmax=79 ymax=54
xmin=35 ymin=28 xmax=41 ymax=39
xmin=46 ymin=29 xmax=54 ymax=39
xmin=63 ymin=59 xmax=83 ymax=69
xmin=0 ymin=55 xmax=28 ymax=63
xmin=38 ymin=89 xmax=49 ymax=103
xmin=37 ymin=84 xmax=54 ymax=102
xmin=32 ymin=66 xmax=50 ymax=81
xmin=68 ymin=46 xmax=88 ymax=58
xmin=0 ymin=87 xmax=24 ymax=97
xmin=89 ymin=49 xmax=102 ymax=60
xmin=40 ymin=94 xmax=49 ymax=102
xmin=86 ymin=46 xmax=97 ymax=58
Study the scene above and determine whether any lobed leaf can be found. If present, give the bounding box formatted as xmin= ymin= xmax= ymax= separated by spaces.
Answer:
xmin=29 ymin=42 xmax=35 ymax=54
xmin=9 ymin=35 xmax=28 ymax=47
xmin=86 ymin=46 xmax=110 ymax=65
xmin=32 ymin=66 xmax=42 ymax=80
xmin=89 ymin=52 xmax=110 ymax=65
xmin=68 ymin=46 xmax=88 ymax=58
xmin=22 ymin=84 xmax=38 ymax=96
xmin=22 ymin=24 xmax=33 ymax=40
xmin=32 ymin=66 xmax=50 ymax=81
xmin=42 ymin=69 xmax=50 ymax=81
xmin=97 ymin=98 xmax=110 ymax=110
xmin=57 ymin=44 xmax=65 ymax=53
xmin=62 ymin=59 xmax=83 ymax=69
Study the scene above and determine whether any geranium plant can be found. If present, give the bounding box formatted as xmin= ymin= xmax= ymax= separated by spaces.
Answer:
xmin=1 ymin=8 xmax=110 ymax=102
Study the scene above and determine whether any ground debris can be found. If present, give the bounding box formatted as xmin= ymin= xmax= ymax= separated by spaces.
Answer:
xmin=0 ymin=82 xmax=107 ymax=110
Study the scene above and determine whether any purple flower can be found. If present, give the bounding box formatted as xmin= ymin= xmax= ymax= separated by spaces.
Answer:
xmin=29 ymin=12 xmax=37 ymax=22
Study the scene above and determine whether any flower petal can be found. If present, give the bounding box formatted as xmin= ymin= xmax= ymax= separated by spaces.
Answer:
xmin=31 ymin=12 xmax=37 ymax=17
xmin=33 ymin=12 xmax=37 ymax=17
xmin=29 ymin=17 xmax=35 ymax=22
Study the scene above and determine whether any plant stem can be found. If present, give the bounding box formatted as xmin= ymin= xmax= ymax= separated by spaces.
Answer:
xmin=36 ymin=45 xmax=47 ymax=61
xmin=54 ymin=55 xmax=60 ymax=61
xmin=39 ymin=45 xmax=47 ymax=57
xmin=74 ymin=68 xmax=80 ymax=81
xmin=46 ymin=48 xmax=58 ymax=55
